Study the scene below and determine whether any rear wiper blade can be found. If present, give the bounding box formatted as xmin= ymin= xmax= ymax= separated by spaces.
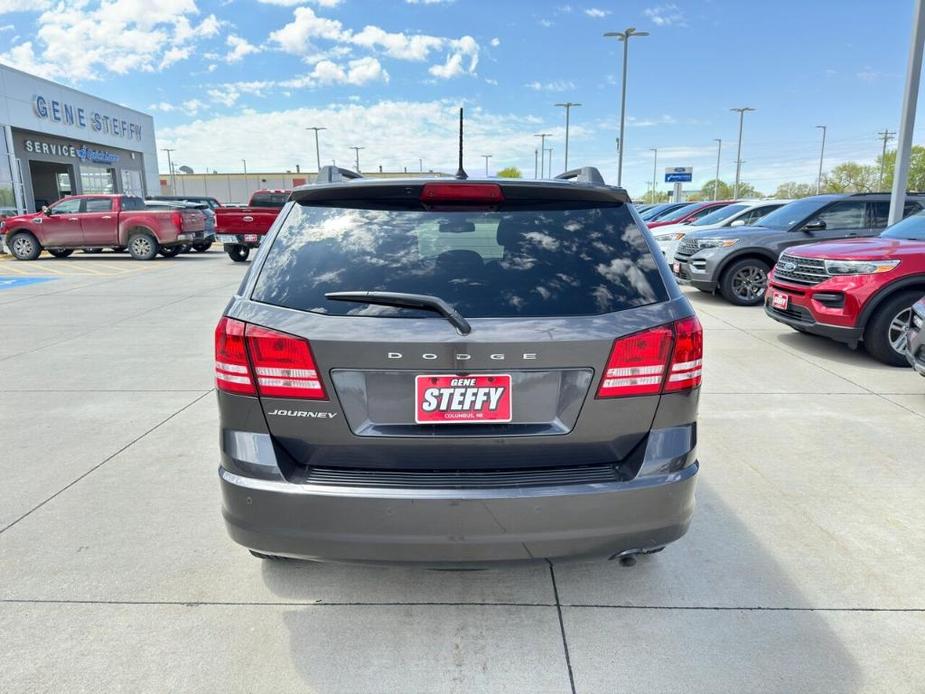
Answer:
xmin=325 ymin=291 xmax=472 ymax=335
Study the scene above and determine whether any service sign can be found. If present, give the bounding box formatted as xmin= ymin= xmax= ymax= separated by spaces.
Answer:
xmin=415 ymin=374 xmax=512 ymax=424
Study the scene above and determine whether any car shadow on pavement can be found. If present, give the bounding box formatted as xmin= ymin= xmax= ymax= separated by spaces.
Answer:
xmin=254 ymin=481 xmax=865 ymax=692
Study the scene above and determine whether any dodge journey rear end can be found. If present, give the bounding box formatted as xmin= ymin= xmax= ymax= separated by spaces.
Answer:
xmin=215 ymin=167 xmax=702 ymax=564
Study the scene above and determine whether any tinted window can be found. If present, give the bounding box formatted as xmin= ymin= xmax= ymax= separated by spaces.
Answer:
xmin=250 ymin=192 xmax=289 ymax=208
xmin=687 ymin=204 xmax=728 ymax=222
xmin=881 ymin=209 xmax=925 ymax=240
xmin=121 ymin=196 xmax=146 ymax=211
xmin=757 ymin=198 xmax=833 ymax=230
xmin=49 ymin=198 xmax=81 ymax=214
xmin=83 ymin=197 xmax=112 ymax=212
xmin=652 ymin=203 xmax=701 ymax=223
xmin=253 ymin=204 xmax=667 ymax=318
xmin=742 ymin=204 xmax=781 ymax=225
xmin=808 ymin=201 xmax=867 ymax=229
xmin=690 ymin=203 xmax=747 ymax=227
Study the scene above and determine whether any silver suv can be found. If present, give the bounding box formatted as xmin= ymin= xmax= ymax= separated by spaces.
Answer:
xmin=215 ymin=167 xmax=702 ymax=564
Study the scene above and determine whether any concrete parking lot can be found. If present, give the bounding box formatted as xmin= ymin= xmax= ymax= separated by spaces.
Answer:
xmin=1 ymin=250 xmax=923 ymax=693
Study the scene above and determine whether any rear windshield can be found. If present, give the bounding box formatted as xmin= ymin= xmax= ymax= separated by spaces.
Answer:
xmin=250 ymin=193 xmax=289 ymax=208
xmin=252 ymin=203 xmax=668 ymax=318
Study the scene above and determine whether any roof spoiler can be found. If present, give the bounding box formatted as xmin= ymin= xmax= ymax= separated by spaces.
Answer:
xmin=554 ymin=167 xmax=606 ymax=185
xmin=316 ymin=165 xmax=364 ymax=184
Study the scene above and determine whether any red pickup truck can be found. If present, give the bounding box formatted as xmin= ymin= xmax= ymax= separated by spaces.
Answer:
xmin=215 ymin=189 xmax=290 ymax=262
xmin=1 ymin=194 xmax=206 ymax=261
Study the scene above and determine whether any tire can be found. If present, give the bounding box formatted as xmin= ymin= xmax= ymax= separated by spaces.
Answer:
xmin=47 ymin=248 xmax=74 ymax=258
xmin=863 ymin=291 xmax=921 ymax=366
xmin=127 ymin=231 xmax=159 ymax=261
xmin=83 ymin=248 xmax=104 ymax=254
xmin=8 ymin=232 xmax=41 ymax=260
xmin=192 ymin=242 xmax=212 ymax=252
xmin=719 ymin=258 xmax=771 ymax=306
xmin=227 ymin=244 xmax=250 ymax=262
xmin=158 ymin=245 xmax=182 ymax=258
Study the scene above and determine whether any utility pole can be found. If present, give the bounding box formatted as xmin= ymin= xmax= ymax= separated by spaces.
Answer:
xmin=877 ymin=129 xmax=896 ymax=191
xmin=350 ymin=146 xmax=364 ymax=173
xmin=712 ymin=139 xmax=722 ymax=201
xmin=554 ymin=102 xmax=581 ymax=171
xmin=482 ymin=154 xmax=492 ymax=177
xmin=730 ymin=107 xmax=755 ymax=199
xmin=306 ymin=127 xmax=326 ymax=173
xmin=649 ymin=148 xmax=658 ymax=202
xmin=604 ymin=28 xmax=649 ymax=187
xmin=161 ymin=148 xmax=176 ymax=194
xmin=889 ymin=0 xmax=925 ymax=224
xmin=534 ymin=133 xmax=551 ymax=179
xmin=815 ymin=126 xmax=827 ymax=194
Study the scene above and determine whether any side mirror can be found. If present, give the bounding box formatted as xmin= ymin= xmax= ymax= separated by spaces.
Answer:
xmin=729 ymin=219 xmax=745 ymax=228
xmin=801 ymin=220 xmax=826 ymax=232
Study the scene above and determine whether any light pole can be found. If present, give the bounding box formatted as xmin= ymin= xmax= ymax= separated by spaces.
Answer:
xmin=546 ymin=148 xmax=553 ymax=177
xmin=534 ymin=133 xmax=551 ymax=178
xmin=815 ymin=125 xmax=827 ymax=194
xmin=605 ymin=27 xmax=649 ymax=187
xmin=649 ymin=147 xmax=658 ymax=202
xmin=554 ymin=102 xmax=581 ymax=171
xmin=889 ymin=0 xmax=925 ymax=224
xmin=419 ymin=158 xmax=423 ymax=173
xmin=350 ymin=146 xmax=364 ymax=173
xmin=730 ymin=107 xmax=755 ymax=198
xmin=712 ymin=139 xmax=722 ymax=201
xmin=482 ymin=154 xmax=492 ymax=177
xmin=306 ymin=127 xmax=326 ymax=173
xmin=534 ymin=149 xmax=539 ymax=179
xmin=161 ymin=148 xmax=176 ymax=194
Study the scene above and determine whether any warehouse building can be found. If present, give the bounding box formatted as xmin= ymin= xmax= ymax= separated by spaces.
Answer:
xmin=0 ymin=65 xmax=158 ymax=213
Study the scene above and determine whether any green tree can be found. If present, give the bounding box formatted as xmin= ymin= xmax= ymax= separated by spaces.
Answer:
xmin=774 ymin=181 xmax=817 ymax=199
xmin=877 ymin=145 xmax=925 ymax=191
xmin=637 ymin=190 xmax=671 ymax=204
xmin=496 ymin=166 xmax=522 ymax=178
xmin=821 ymin=162 xmax=878 ymax=193
xmin=693 ymin=179 xmax=762 ymax=201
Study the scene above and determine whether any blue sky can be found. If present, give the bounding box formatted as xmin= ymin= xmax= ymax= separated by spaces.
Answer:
xmin=0 ymin=0 xmax=922 ymax=197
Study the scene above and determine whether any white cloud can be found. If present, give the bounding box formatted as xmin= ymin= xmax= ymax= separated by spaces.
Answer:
xmin=584 ymin=8 xmax=610 ymax=18
xmin=149 ymin=101 xmax=177 ymax=112
xmin=258 ymin=0 xmax=343 ymax=6
xmin=157 ymin=100 xmax=555 ymax=175
xmin=643 ymin=4 xmax=686 ymax=27
xmin=405 ymin=0 xmax=455 ymax=3
xmin=856 ymin=66 xmax=881 ymax=82
xmin=269 ymin=6 xmax=480 ymax=79
xmin=0 ymin=0 xmax=50 ymax=12
xmin=0 ymin=23 xmax=14 ymax=31
xmin=490 ymin=37 xmax=500 ymax=47
xmin=225 ymin=34 xmax=261 ymax=63
xmin=525 ymin=80 xmax=576 ymax=92
xmin=538 ymin=18 xmax=553 ymax=27
xmin=0 ymin=2 xmax=222 ymax=81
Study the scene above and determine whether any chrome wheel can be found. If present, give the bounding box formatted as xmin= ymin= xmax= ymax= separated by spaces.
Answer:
xmin=11 ymin=236 xmax=35 ymax=257
xmin=888 ymin=307 xmax=912 ymax=355
xmin=731 ymin=265 xmax=767 ymax=302
xmin=131 ymin=236 xmax=152 ymax=256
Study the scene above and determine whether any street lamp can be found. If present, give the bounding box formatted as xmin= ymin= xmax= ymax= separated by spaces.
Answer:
xmin=161 ymin=148 xmax=176 ymax=194
xmin=713 ymin=138 xmax=722 ymax=201
xmin=649 ymin=147 xmax=658 ymax=202
xmin=306 ymin=127 xmax=326 ymax=174
xmin=534 ymin=133 xmax=551 ymax=178
xmin=545 ymin=148 xmax=554 ymax=177
xmin=482 ymin=154 xmax=492 ymax=177
xmin=815 ymin=125 xmax=827 ymax=195
xmin=554 ymin=102 xmax=581 ymax=171
xmin=350 ymin=146 xmax=364 ymax=173
xmin=730 ymin=107 xmax=755 ymax=198
xmin=605 ymin=27 xmax=649 ymax=187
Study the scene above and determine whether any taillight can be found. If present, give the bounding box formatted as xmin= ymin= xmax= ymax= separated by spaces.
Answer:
xmin=171 ymin=211 xmax=183 ymax=230
xmin=245 ymin=325 xmax=327 ymax=400
xmin=596 ymin=316 xmax=703 ymax=398
xmin=213 ymin=319 xmax=326 ymax=400
xmin=420 ymin=183 xmax=504 ymax=205
xmin=214 ymin=317 xmax=256 ymax=395
xmin=664 ymin=316 xmax=703 ymax=392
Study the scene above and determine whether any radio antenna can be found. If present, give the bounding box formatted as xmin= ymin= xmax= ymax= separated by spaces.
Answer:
xmin=455 ymin=107 xmax=468 ymax=180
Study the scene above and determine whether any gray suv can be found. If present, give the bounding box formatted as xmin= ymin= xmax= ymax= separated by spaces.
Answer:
xmin=215 ymin=167 xmax=702 ymax=564
xmin=672 ymin=193 xmax=924 ymax=305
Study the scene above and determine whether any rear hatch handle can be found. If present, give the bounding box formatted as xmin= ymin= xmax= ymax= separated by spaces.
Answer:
xmin=325 ymin=291 xmax=472 ymax=335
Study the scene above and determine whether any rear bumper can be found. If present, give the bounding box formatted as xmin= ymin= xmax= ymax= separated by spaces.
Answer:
xmin=220 ymin=462 xmax=698 ymax=564
xmin=217 ymin=233 xmax=263 ymax=247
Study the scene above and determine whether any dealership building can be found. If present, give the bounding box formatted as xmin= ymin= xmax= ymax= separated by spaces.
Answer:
xmin=0 ymin=65 xmax=158 ymax=214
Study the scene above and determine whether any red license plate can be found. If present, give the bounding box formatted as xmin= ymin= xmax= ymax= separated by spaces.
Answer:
xmin=771 ymin=291 xmax=790 ymax=310
xmin=243 ymin=234 xmax=260 ymax=244
xmin=415 ymin=374 xmax=512 ymax=424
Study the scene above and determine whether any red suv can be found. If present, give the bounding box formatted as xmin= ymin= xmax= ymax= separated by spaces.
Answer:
xmin=765 ymin=209 xmax=925 ymax=365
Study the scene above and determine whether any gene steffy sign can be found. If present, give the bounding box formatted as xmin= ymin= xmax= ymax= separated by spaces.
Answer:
xmin=32 ymin=95 xmax=143 ymax=142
